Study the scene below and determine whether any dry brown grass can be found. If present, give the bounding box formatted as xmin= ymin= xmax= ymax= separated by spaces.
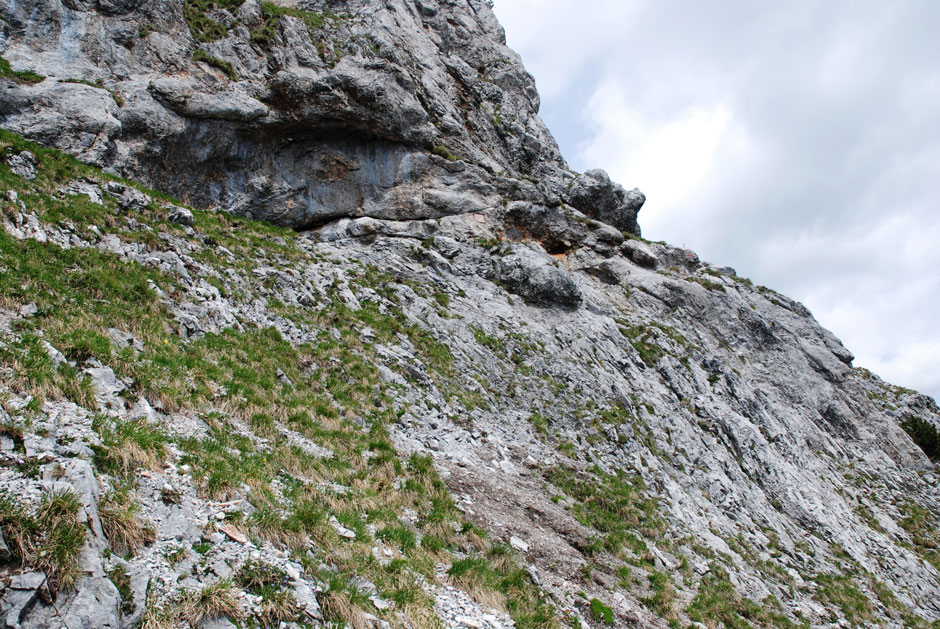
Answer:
xmin=320 ymin=589 xmax=370 ymax=629
xmin=176 ymin=580 xmax=243 ymax=626
xmin=402 ymin=603 xmax=446 ymax=629
xmin=98 ymin=491 xmax=156 ymax=554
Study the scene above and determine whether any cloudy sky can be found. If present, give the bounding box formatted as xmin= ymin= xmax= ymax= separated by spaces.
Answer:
xmin=493 ymin=0 xmax=940 ymax=402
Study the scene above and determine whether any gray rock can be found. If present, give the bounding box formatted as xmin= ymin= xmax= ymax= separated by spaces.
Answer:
xmin=166 ymin=204 xmax=194 ymax=227
xmin=6 ymin=151 xmax=37 ymax=180
xmin=292 ymin=581 xmax=323 ymax=621
xmin=622 ymin=239 xmax=658 ymax=268
xmin=567 ymin=169 xmax=645 ymax=236
xmin=0 ymin=530 xmax=10 ymax=561
xmin=106 ymin=328 xmax=144 ymax=354
xmin=103 ymin=181 xmax=150 ymax=211
xmin=2 ymin=572 xmax=45 ymax=629
xmin=0 ymin=0 xmax=634 ymax=232
xmin=495 ymin=244 xmax=582 ymax=308
xmin=61 ymin=180 xmax=105 ymax=206
xmin=9 ymin=572 xmax=45 ymax=590
xmin=48 ymin=575 xmax=121 ymax=628
xmin=83 ymin=366 xmax=126 ymax=411
xmin=502 ymin=201 xmax=591 ymax=254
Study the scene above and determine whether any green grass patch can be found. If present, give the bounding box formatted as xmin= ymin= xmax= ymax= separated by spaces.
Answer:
xmin=192 ymin=48 xmax=239 ymax=80
xmin=431 ymin=145 xmax=461 ymax=161
xmin=619 ymin=325 xmax=665 ymax=367
xmin=589 ymin=597 xmax=614 ymax=625
xmin=545 ymin=465 xmax=663 ymax=559
xmin=0 ymin=489 xmax=86 ymax=591
xmin=251 ymin=2 xmax=340 ymax=48
xmin=183 ymin=0 xmax=244 ymax=42
xmin=0 ymin=55 xmax=44 ymax=84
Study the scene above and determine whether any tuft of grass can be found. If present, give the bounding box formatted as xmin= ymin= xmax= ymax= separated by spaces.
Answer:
xmin=320 ymin=588 xmax=370 ymax=629
xmin=183 ymin=0 xmax=244 ymax=43
xmin=0 ymin=55 xmax=44 ymax=84
xmin=0 ymin=489 xmax=86 ymax=591
xmin=898 ymin=502 xmax=940 ymax=572
xmin=176 ymin=580 xmax=244 ymax=625
xmin=529 ymin=411 xmax=549 ymax=437
xmin=192 ymin=49 xmax=239 ymax=81
xmin=689 ymin=275 xmax=726 ymax=292
xmin=378 ymin=524 xmax=417 ymax=551
xmin=92 ymin=417 xmax=167 ymax=479
xmin=431 ymin=145 xmax=460 ymax=161
xmin=107 ymin=564 xmax=135 ymax=615
xmin=447 ymin=551 xmax=557 ymax=626
xmin=619 ymin=325 xmax=665 ymax=367
xmin=641 ymin=570 xmax=676 ymax=618
xmin=99 ymin=489 xmax=156 ymax=554
xmin=589 ymin=598 xmax=614 ymax=626
xmin=814 ymin=573 xmax=875 ymax=626
xmin=546 ymin=466 xmax=663 ymax=559
xmin=251 ymin=2 xmax=340 ymax=48
xmin=686 ymin=565 xmax=792 ymax=628
xmin=236 ymin=560 xmax=301 ymax=624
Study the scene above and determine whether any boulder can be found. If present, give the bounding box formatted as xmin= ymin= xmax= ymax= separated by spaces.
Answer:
xmin=494 ymin=244 xmax=582 ymax=309
xmin=566 ymin=169 xmax=645 ymax=236
xmin=7 ymin=150 xmax=37 ymax=180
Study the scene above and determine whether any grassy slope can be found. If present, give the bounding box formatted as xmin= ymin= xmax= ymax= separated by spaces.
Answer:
xmin=0 ymin=128 xmax=558 ymax=628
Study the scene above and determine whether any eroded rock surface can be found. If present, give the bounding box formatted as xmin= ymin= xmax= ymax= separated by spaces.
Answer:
xmin=0 ymin=0 xmax=643 ymax=233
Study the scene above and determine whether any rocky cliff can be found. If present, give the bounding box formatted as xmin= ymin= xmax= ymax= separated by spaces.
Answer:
xmin=1 ymin=2 xmax=939 ymax=629
xmin=0 ymin=0 xmax=642 ymax=233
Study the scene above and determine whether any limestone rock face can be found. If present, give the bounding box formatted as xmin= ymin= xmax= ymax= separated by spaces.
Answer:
xmin=0 ymin=0 xmax=644 ymax=233
xmin=3 ymin=2 xmax=940 ymax=629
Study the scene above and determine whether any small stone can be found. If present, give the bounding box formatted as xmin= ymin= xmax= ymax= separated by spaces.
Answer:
xmin=220 ymin=524 xmax=248 ymax=544
xmin=0 ymin=531 xmax=11 ymax=561
xmin=370 ymin=595 xmax=392 ymax=611
xmin=211 ymin=558 xmax=233 ymax=578
xmin=18 ymin=302 xmax=38 ymax=318
xmin=329 ymin=516 xmax=356 ymax=539
xmin=509 ymin=535 xmax=529 ymax=553
xmin=10 ymin=571 xmax=46 ymax=590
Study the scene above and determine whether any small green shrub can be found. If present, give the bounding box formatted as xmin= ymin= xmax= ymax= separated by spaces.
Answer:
xmin=431 ymin=145 xmax=460 ymax=161
xmin=900 ymin=415 xmax=940 ymax=461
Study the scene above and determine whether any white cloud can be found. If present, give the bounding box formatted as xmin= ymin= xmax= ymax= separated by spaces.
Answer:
xmin=494 ymin=0 xmax=940 ymax=401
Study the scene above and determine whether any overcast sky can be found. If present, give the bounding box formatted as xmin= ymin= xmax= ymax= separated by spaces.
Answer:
xmin=493 ymin=0 xmax=940 ymax=402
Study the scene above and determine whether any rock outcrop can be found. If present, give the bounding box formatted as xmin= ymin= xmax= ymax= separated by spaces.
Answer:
xmin=0 ymin=0 xmax=643 ymax=233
